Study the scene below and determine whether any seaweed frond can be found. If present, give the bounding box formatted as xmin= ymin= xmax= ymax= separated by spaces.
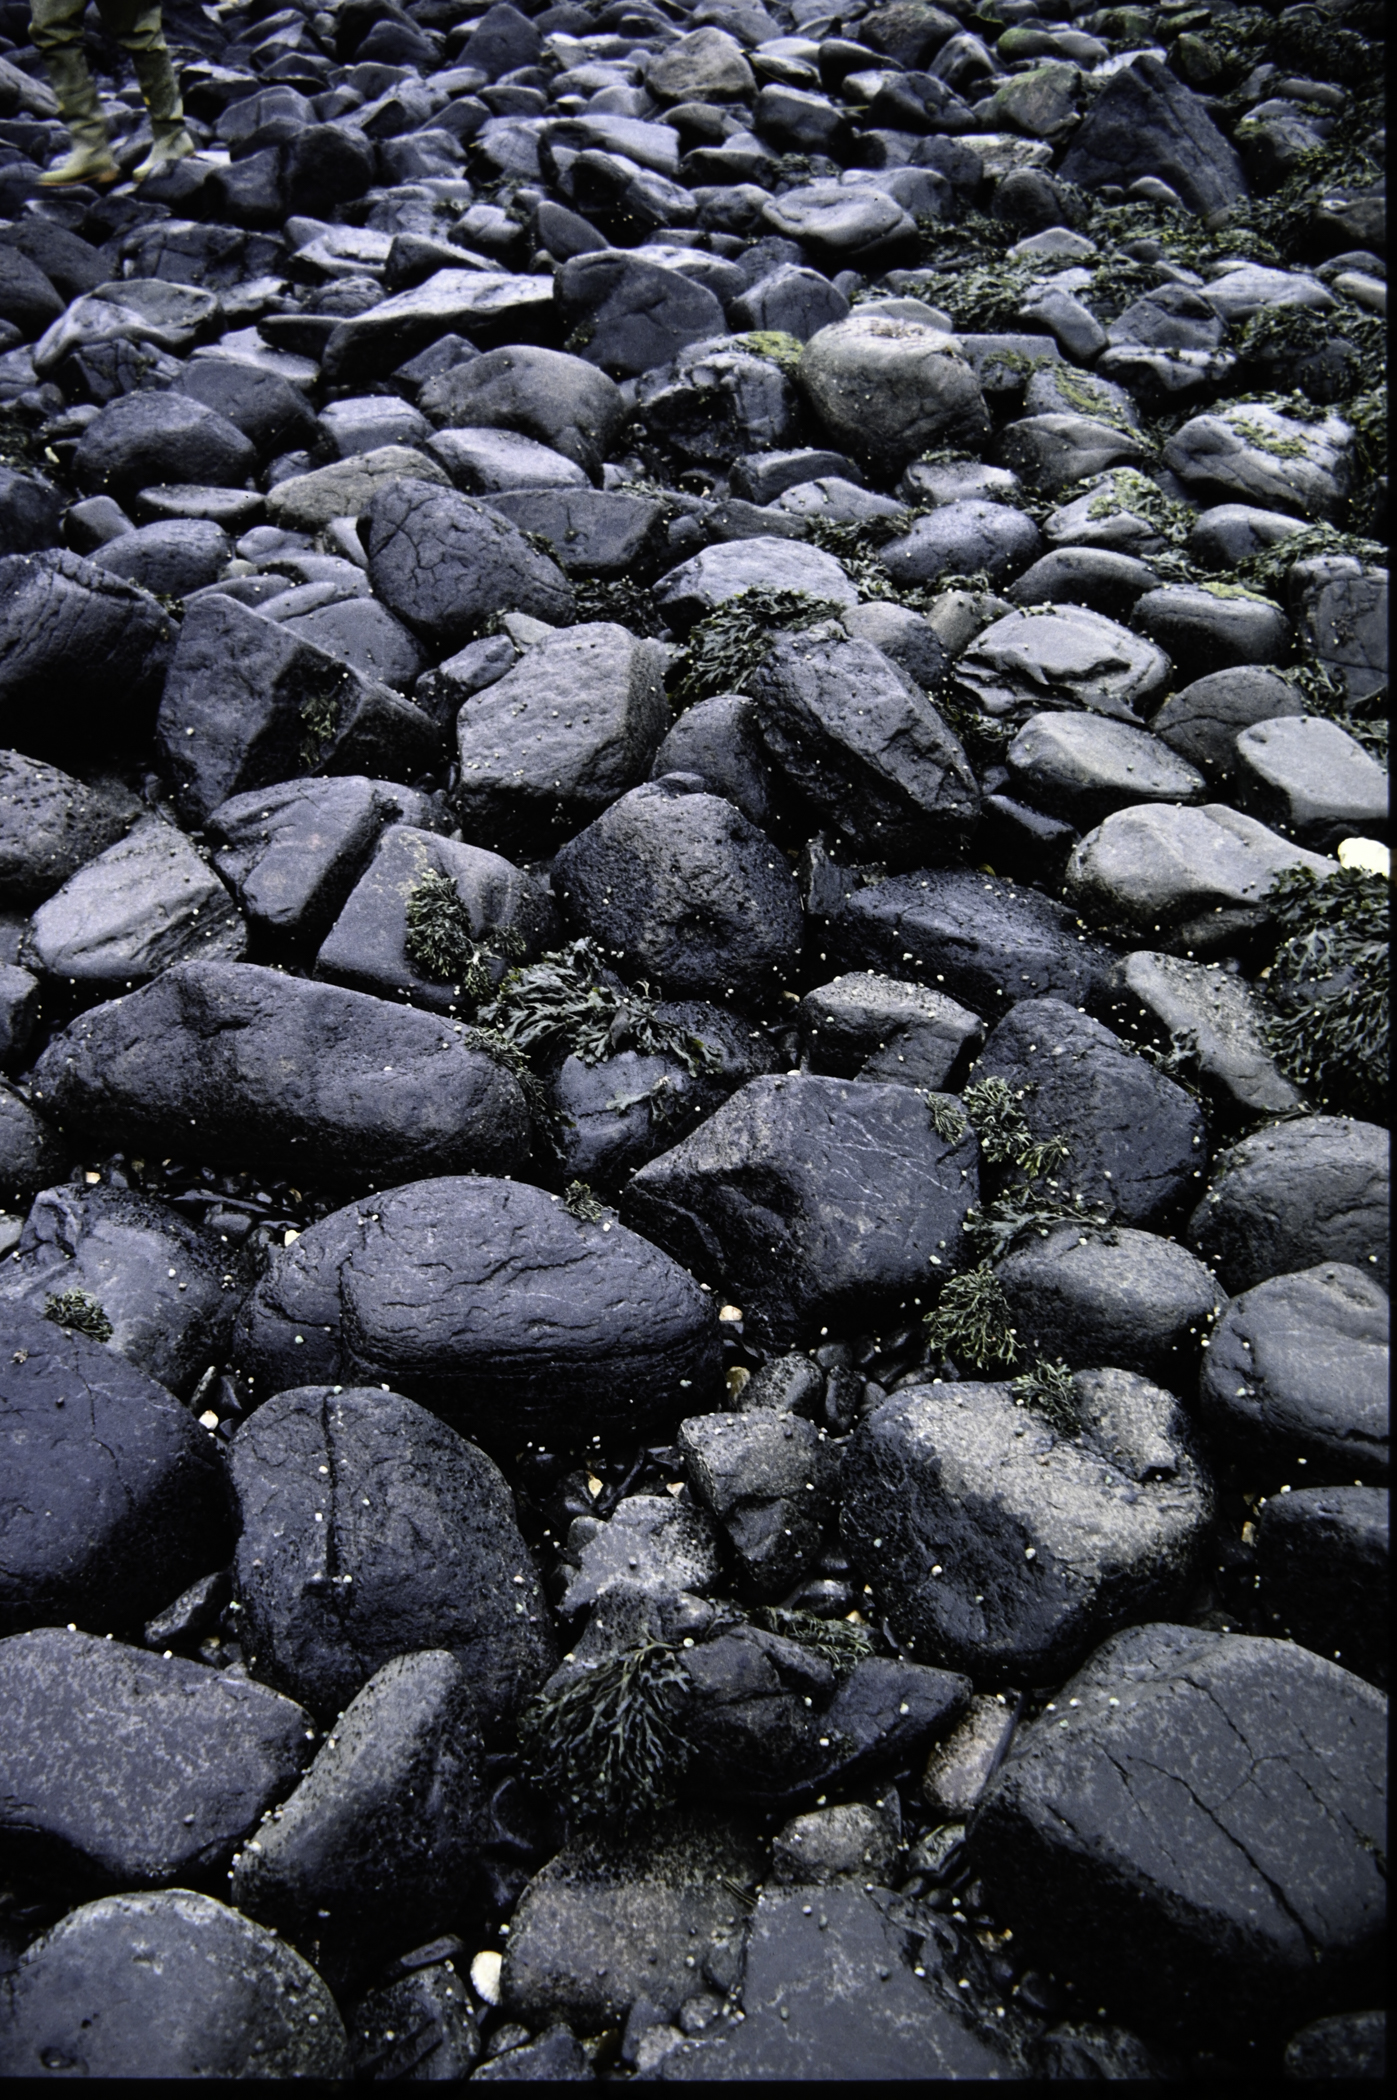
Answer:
xmin=519 ymin=1643 xmax=693 ymax=1827
xmin=299 ymin=687 xmax=341 ymax=767
xmin=747 ymin=1606 xmax=874 ymax=1675
xmin=1009 ymin=1358 xmax=1079 ymax=1436
xmin=962 ymin=1077 xmax=1071 ymax=1180
xmin=561 ymin=1180 xmax=607 ymax=1223
xmin=669 ymin=586 xmax=847 ymax=708
xmin=477 ymin=939 xmax=723 ymax=1080
xmin=962 ymin=1183 xmax=1114 ymax=1264
xmin=741 ymin=330 xmax=806 ymax=381
xmin=42 ymin=1288 xmax=113 ymax=1343
xmin=404 ymin=868 xmax=512 ymax=996
xmin=1260 ymin=865 xmax=1389 ymax=1116
xmin=926 ymin=1095 xmax=968 ymax=1144
xmin=923 ymin=1262 xmax=1018 ymax=1370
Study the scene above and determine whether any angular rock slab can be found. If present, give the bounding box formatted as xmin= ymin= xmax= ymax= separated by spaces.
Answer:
xmin=233 ymin=1175 xmax=721 ymax=1446
xmin=841 ymin=1373 xmax=1213 ymax=1684
xmin=995 ymin=1223 xmax=1221 ymax=1389
xmin=656 ymin=1886 xmax=1027 ymax=2079
xmin=952 ymin=605 xmax=1171 ymax=726
xmin=315 ymin=824 xmax=555 ymax=1015
xmin=228 ymin=1385 xmax=555 ymax=1734
xmin=0 ymin=1082 xmax=69 ymax=1208
xmin=558 ymin=1492 xmax=720 ymax=1625
xmin=747 ymin=624 xmax=979 ymax=867
xmin=367 ymin=477 xmax=573 ymax=648
xmin=971 ymin=996 xmax=1206 ymax=1230
xmin=262 ymin=444 xmax=452 ymax=532
xmin=156 ymin=591 xmax=439 ymax=825
xmin=816 ymin=863 xmax=1115 ymax=1017
xmin=0 ymin=1181 xmax=252 ymax=1398
xmin=1199 ymin=1262 xmax=1388 ymax=1484
xmin=208 ymin=774 xmax=443 ymax=946
xmin=798 ymin=971 xmax=985 ymax=1092
xmin=1109 ymin=951 xmax=1303 ymax=1118
xmin=26 ymin=816 xmax=246 ymax=990
xmin=1188 ymin=1114 xmax=1389 ymax=1293
xmin=0 ymin=751 xmax=139 ymax=909
xmin=0 ymin=550 xmax=173 ymax=752
xmin=1064 ymin=802 xmax=1336 ymax=953
xmin=323 ymin=268 xmax=556 ymax=384
xmin=1055 ymin=52 xmax=1245 ymax=215
xmin=0 ymin=1890 xmax=348 ymax=2079
xmin=502 ymin=1814 xmax=763 ymax=2032
xmin=677 ymin=1409 xmax=833 ymax=1601
xmin=28 ymin=961 xmax=528 ymax=1192
xmin=0 ymin=1303 xmax=230 ymax=1638
xmin=229 ymin=1649 xmax=485 ymax=1991
xmin=455 ymin=620 xmax=669 ymax=855
xmin=0 ymin=1628 xmax=312 ymax=1893
xmin=624 ymin=1073 xmax=980 ymax=1349
xmin=969 ymin=1624 xmax=1388 ymax=2041
xmin=554 ymin=778 xmax=803 ymax=1004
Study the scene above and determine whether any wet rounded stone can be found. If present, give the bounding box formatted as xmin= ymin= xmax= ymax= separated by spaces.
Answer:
xmin=1198 ymin=1262 xmax=1389 ymax=1483
xmin=972 ymin=996 xmax=1207 ymax=1231
xmin=840 ymin=1372 xmax=1214 ymax=1685
xmin=1254 ymin=1486 xmax=1388 ymax=1690
xmin=624 ymin=1072 xmax=980 ymax=1349
xmin=952 ymin=604 xmax=1171 ymax=727
xmin=996 ymin=1223 xmax=1222 ymax=1387
xmin=0 ymin=1890 xmax=348 ymax=2078
xmin=878 ymin=500 xmax=1041 ymax=589
xmin=1148 ymin=667 xmax=1303 ymax=785
xmin=28 ymin=961 xmax=529 ymax=1192
xmin=0 ymin=1302 xmax=231 ymax=1639
xmin=1233 ymin=714 xmax=1390 ymax=851
xmin=1131 ymin=582 xmax=1292 ymax=686
xmin=233 ymin=1175 xmax=722 ymax=1448
xmin=797 ymin=312 xmax=991 ymax=473
xmin=1187 ymin=1115 xmax=1390 ymax=1293
xmin=1005 ymin=711 xmax=1205 ymax=827
xmin=969 ymin=1624 xmax=1387 ymax=2044
xmin=0 ymin=1627 xmax=312 ymax=1895
xmin=554 ymin=777 xmax=803 ymax=1004
xmin=228 ymin=1383 xmax=555 ymax=1734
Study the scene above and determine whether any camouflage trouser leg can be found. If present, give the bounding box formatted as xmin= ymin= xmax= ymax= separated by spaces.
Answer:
xmin=31 ymin=0 xmax=184 ymax=135
xmin=31 ymin=0 xmax=170 ymax=57
xmin=29 ymin=0 xmax=109 ymax=159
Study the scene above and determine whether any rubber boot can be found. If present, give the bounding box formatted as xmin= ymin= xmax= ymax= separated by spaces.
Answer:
xmin=37 ymin=42 xmax=120 ymax=187
xmin=128 ymin=45 xmax=195 ymax=183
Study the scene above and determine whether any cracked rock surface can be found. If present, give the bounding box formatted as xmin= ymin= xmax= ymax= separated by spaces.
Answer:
xmin=0 ymin=0 xmax=1386 ymax=2079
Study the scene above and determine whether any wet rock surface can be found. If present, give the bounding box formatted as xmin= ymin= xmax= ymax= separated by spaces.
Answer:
xmin=0 ymin=0 xmax=1386 ymax=2078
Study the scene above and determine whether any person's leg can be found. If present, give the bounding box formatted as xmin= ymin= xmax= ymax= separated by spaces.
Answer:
xmin=94 ymin=0 xmax=194 ymax=178
xmin=29 ymin=0 xmax=120 ymax=186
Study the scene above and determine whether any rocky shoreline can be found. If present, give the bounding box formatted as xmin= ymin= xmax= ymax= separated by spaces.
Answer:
xmin=0 ymin=0 xmax=1388 ymax=2080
